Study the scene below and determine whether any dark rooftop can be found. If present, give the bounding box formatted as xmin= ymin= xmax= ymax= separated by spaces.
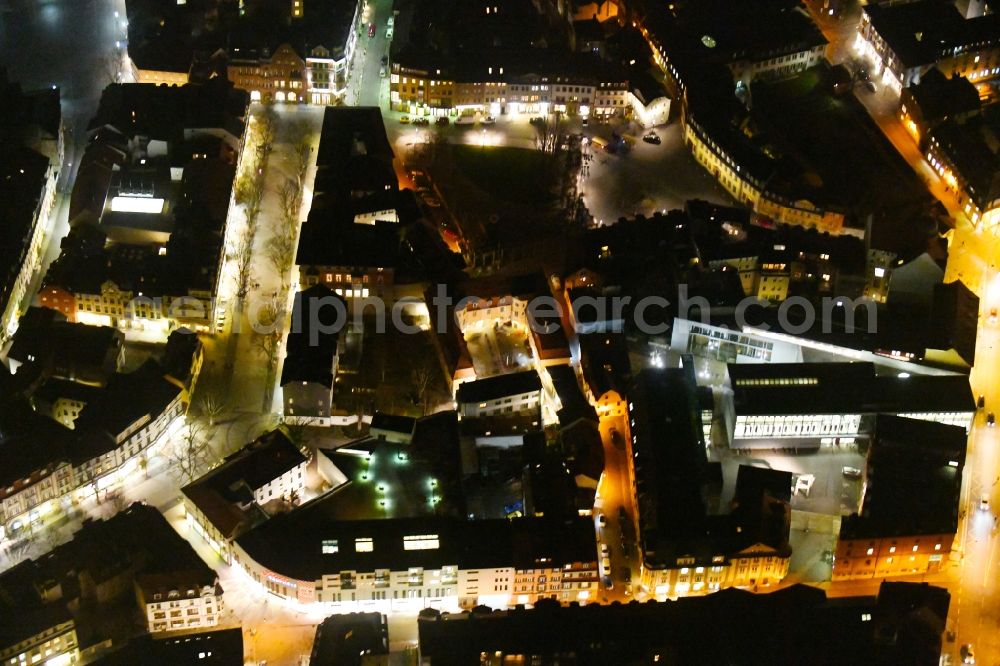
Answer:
xmin=456 ymin=370 xmax=542 ymax=405
xmin=728 ymin=363 xmax=974 ymax=416
xmin=841 ymin=415 xmax=966 ymax=539
xmin=417 ymin=581 xmax=947 ymax=666
xmin=182 ymin=429 xmax=306 ymax=538
xmin=236 ymin=510 xmax=597 ymax=581
xmin=281 ymin=285 xmax=346 ymax=388
xmin=71 ymin=360 xmax=182 ymax=465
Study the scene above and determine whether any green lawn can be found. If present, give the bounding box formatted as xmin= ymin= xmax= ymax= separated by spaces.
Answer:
xmin=450 ymin=145 xmax=560 ymax=208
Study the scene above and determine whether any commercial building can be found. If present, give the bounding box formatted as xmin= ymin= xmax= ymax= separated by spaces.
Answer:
xmin=42 ymin=79 xmax=249 ymax=338
xmin=390 ymin=57 xmax=630 ymax=120
xmin=629 ymin=367 xmax=792 ymax=598
xmin=0 ymin=72 xmax=62 ymax=343
xmin=856 ymin=0 xmax=1000 ymax=94
xmin=281 ymin=285 xmax=346 ymax=420
xmin=833 ymin=415 xmax=966 ymax=581
xmin=725 ymin=362 xmax=974 ymax=449
xmin=126 ymin=0 xmax=362 ymax=104
xmin=232 ymin=512 xmax=598 ymax=610
xmin=417 ymin=581 xmax=950 ymax=666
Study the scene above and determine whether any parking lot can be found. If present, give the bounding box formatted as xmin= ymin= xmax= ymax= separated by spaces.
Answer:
xmin=383 ymin=110 xmax=735 ymax=225
xmin=716 ymin=445 xmax=867 ymax=517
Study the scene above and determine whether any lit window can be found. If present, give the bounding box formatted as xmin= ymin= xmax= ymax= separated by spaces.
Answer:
xmin=322 ymin=539 xmax=338 ymax=554
xmin=861 ymin=613 xmax=871 ymax=622
xmin=866 ymin=548 xmax=874 ymax=556
xmin=934 ymin=544 xmax=941 ymax=551
xmin=355 ymin=538 xmax=374 ymax=552
xmin=888 ymin=546 xmax=896 ymax=554
xmin=403 ymin=534 xmax=440 ymax=550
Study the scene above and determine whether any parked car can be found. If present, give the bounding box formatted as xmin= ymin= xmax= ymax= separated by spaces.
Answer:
xmin=842 ymin=466 xmax=862 ymax=479
xmin=481 ymin=115 xmax=496 ymax=125
xmin=581 ymin=117 xmax=588 ymax=126
xmin=978 ymin=394 xmax=986 ymax=409
xmin=598 ymin=513 xmax=607 ymax=527
xmin=600 ymin=543 xmax=609 ymax=558
xmin=379 ymin=66 xmax=386 ymax=78
xmin=989 ymin=412 xmax=996 ymax=427
xmin=399 ymin=115 xmax=410 ymax=124
xmin=436 ymin=116 xmax=450 ymax=126
xmin=529 ymin=116 xmax=544 ymax=125
xmin=980 ymin=494 xmax=990 ymax=512
xmin=961 ymin=643 xmax=975 ymax=664
xmin=642 ymin=132 xmax=661 ymax=144
xmin=368 ymin=22 xmax=376 ymax=38
xmin=602 ymin=575 xmax=613 ymax=590
xmin=413 ymin=117 xmax=430 ymax=126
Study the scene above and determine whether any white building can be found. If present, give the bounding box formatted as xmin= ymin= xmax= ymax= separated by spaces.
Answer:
xmin=138 ymin=577 xmax=223 ymax=634
xmin=456 ymin=371 xmax=543 ymax=419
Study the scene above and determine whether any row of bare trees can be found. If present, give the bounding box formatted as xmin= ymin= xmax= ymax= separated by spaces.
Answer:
xmin=230 ymin=106 xmax=278 ymax=302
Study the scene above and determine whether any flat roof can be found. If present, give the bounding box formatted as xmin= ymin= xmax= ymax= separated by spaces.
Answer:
xmin=729 ymin=363 xmax=973 ymax=416
xmin=841 ymin=415 xmax=966 ymax=539
xmin=236 ymin=510 xmax=597 ymax=581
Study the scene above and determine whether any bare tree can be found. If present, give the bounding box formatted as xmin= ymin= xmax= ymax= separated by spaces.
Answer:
xmin=200 ymin=392 xmax=228 ymax=427
xmin=102 ymin=47 xmax=125 ymax=85
xmin=255 ymin=106 xmax=278 ymax=159
xmin=231 ymin=229 xmax=257 ymax=301
xmin=167 ymin=422 xmax=216 ymax=486
xmin=411 ymin=358 xmax=436 ymax=416
xmin=277 ymin=177 xmax=302 ymax=229
xmin=252 ymin=299 xmax=285 ymax=412
xmin=265 ymin=229 xmax=296 ymax=291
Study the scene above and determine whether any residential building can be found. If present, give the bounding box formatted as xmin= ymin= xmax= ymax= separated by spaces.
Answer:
xmin=725 ymin=363 xmax=974 ymax=449
xmin=88 ymin=628 xmax=244 ymax=665
xmin=899 ymin=68 xmax=980 ymax=142
xmin=0 ymin=504 xmax=222 ymax=663
xmin=456 ymin=371 xmax=543 ymax=419
xmin=0 ymin=72 xmax=62 ymax=343
xmin=857 ymin=0 xmax=1000 ymax=94
xmin=370 ymin=412 xmax=417 ymax=445
xmin=281 ymin=285 xmax=347 ymax=420
xmin=629 ymin=367 xmax=792 ymax=598
xmin=417 ymin=581 xmax=950 ymax=666
xmin=71 ymin=360 xmax=185 ymax=496
xmin=833 ymin=415 xmax=966 ymax=581
xmin=181 ymin=429 xmax=310 ymax=556
xmin=136 ymin=573 xmax=223 ymax=634
xmin=297 ymin=108 xmax=407 ymax=301
xmin=32 ymin=379 xmax=102 ymax=429
xmin=577 ymin=332 xmax=630 ymax=417
xmin=922 ymin=119 xmax=1000 ymax=230
xmin=310 ymin=613 xmax=388 ymax=666
xmin=7 ymin=306 xmax=125 ymax=386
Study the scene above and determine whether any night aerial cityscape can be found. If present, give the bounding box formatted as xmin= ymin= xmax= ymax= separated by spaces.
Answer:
xmin=0 ymin=0 xmax=999 ymax=664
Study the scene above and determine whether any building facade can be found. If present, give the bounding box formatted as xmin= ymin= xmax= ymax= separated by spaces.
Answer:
xmin=139 ymin=582 xmax=224 ymax=634
xmin=0 ymin=619 xmax=79 ymax=666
